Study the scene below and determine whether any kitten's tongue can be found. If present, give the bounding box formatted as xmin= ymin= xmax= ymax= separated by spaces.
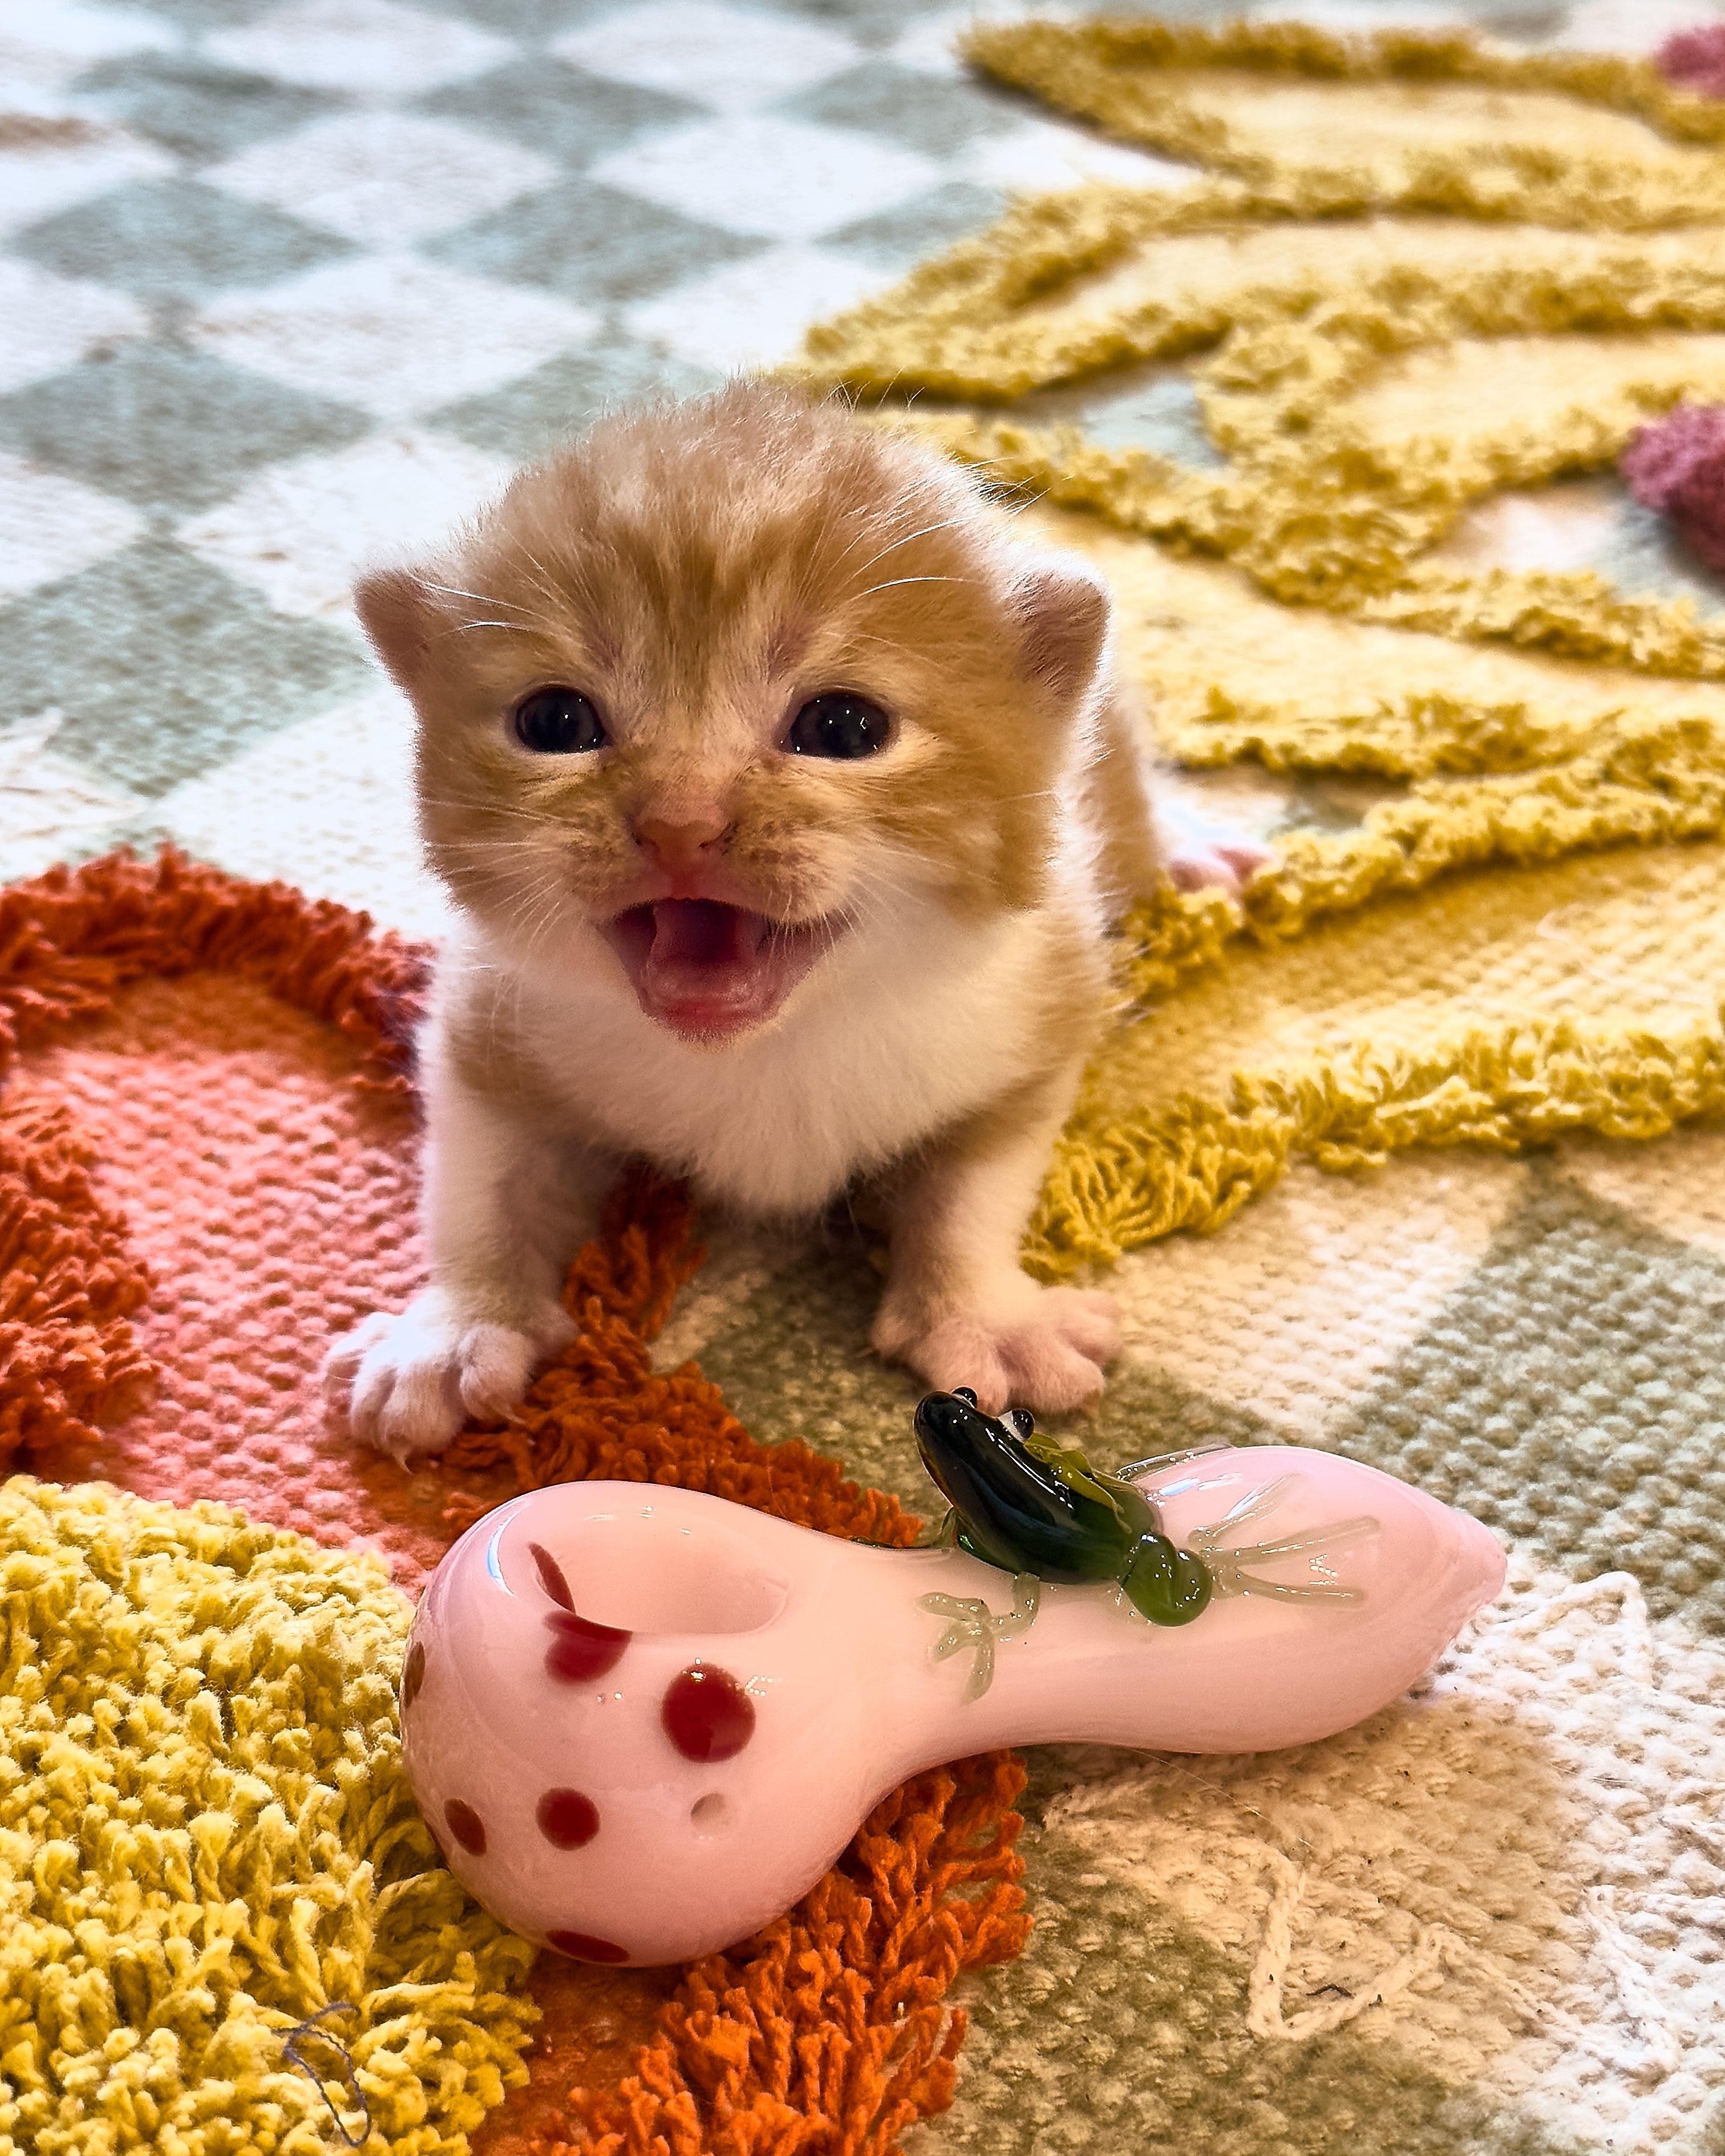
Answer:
xmin=603 ymin=899 xmax=823 ymax=1039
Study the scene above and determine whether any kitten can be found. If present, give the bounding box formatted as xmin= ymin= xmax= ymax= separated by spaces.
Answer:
xmin=325 ymin=382 xmax=1266 ymax=1462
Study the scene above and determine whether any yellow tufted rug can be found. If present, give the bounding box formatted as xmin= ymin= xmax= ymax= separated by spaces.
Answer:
xmin=787 ymin=18 xmax=1725 ymax=1286
xmin=0 ymin=1475 xmax=534 ymax=2156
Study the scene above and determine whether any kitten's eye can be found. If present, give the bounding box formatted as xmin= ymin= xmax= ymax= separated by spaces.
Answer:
xmin=513 ymin=686 xmax=607 ymax=754
xmin=784 ymin=692 xmax=890 ymax=760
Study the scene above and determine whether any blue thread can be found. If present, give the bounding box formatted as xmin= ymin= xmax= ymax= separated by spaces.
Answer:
xmin=283 ymin=2002 xmax=372 ymax=2147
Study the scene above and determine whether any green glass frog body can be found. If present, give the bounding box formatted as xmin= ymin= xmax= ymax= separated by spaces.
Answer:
xmin=913 ymin=1389 xmax=1212 ymax=1626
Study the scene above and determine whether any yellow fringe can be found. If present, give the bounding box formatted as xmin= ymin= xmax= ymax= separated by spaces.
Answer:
xmin=961 ymin=17 xmax=1725 ymax=170
xmin=792 ymin=24 xmax=1725 ymax=670
xmin=1154 ymin=688 xmax=1607 ymax=780
xmin=891 ymin=390 xmax=1725 ymax=674
xmin=1116 ymin=706 xmax=1725 ymax=984
xmin=0 ymin=1477 xmax=536 ymax=2156
xmin=1026 ymin=1010 xmax=1725 ymax=1275
xmin=1050 ymin=710 xmax=1725 ymax=1278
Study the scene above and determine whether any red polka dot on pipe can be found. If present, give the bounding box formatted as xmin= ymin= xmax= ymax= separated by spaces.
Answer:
xmin=444 ymin=1798 xmax=487 ymax=1855
xmin=1620 ymin=404 xmax=1725 ymax=574
xmin=1658 ymin=24 xmax=1725 ymax=99
xmin=529 ymin=1542 xmax=576 ymax=1610
xmin=400 ymin=1639 xmax=427 ymax=1712
xmin=662 ymin=1664 xmax=756 ymax=1761
xmin=537 ymin=1788 xmax=600 ymax=1848
xmin=546 ymin=1928 xmax=630 ymax=1963
xmin=543 ymin=1608 xmax=631 ymax=1683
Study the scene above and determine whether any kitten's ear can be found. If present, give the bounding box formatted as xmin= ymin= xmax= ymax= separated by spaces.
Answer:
xmin=354 ymin=565 xmax=446 ymax=694
xmin=1010 ymin=555 xmax=1112 ymax=710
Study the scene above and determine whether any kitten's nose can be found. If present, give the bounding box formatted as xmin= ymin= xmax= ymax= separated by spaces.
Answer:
xmin=634 ymin=813 xmax=729 ymax=875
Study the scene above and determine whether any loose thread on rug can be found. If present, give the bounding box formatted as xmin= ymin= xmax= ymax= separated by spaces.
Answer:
xmin=282 ymin=2004 xmax=372 ymax=2149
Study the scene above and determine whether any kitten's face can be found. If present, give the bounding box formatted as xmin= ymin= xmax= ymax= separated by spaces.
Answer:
xmin=359 ymin=386 xmax=1109 ymax=1044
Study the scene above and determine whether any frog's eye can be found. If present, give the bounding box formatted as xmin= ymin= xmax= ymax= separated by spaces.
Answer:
xmin=1003 ymin=1408 xmax=1036 ymax=1439
xmin=952 ymin=1387 xmax=978 ymax=1407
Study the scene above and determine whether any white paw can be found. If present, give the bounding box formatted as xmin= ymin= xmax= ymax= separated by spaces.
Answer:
xmin=873 ymin=1279 xmax=1120 ymax=1415
xmin=322 ymin=1287 xmax=577 ymax=1464
xmin=1157 ymin=794 xmax=1276 ymax=894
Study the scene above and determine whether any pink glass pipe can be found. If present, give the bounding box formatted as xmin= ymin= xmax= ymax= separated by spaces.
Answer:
xmin=401 ymin=1446 xmax=1505 ymax=1967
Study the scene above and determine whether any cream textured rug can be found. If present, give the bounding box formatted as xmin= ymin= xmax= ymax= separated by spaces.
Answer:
xmin=13 ymin=3 xmax=1725 ymax=2153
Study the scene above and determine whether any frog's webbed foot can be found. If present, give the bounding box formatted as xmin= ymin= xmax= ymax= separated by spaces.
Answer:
xmin=1185 ymin=1475 xmax=1378 ymax=1604
xmin=919 ymin=1574 xmax=1042 ymax=1699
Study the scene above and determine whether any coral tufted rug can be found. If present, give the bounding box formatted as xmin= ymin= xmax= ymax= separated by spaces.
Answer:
xmin=0 ymin=850 xmax=1026 ymax=2156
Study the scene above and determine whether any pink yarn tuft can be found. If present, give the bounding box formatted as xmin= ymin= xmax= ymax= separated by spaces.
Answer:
xmin=1620 ymin=405 xmax=1725 ymax=574
xmin=1657 ymin=23 xmax=1725 ymax=99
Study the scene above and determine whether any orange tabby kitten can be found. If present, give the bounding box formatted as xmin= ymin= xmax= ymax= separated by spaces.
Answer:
xmin=325 ymin=382 xmax=1265 ymax=1461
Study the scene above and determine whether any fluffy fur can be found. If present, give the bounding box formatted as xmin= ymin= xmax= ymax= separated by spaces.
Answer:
xmin=325 ymin=383 xmax=1263 ymax=1460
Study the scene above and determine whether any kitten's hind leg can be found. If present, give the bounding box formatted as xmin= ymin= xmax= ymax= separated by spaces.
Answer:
xmin=870 ymin=1069 xmax=1119 ymax=1416
xmin=1153 ymin=785 xmax=1275 ymax=894
xmin=323 ymin=1070 xmax=611 ymax=1463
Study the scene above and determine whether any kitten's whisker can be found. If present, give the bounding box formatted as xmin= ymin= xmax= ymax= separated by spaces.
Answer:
xmin=419 ymin=796 xmax=569 ymax=825
xmin=436 ymin=841 xmax=573 ymax=860
xmin=500 ymin=864 xmax=573 ymax=953
xmin=438 ymin=854 xmax=563 ymax=899
xmin=840 ymin=512 xmax=963 ymax=581
xmin=432 ymin=546 xmax=571 ymax=639
xmin=513 ymin=578 xmax=569 ymax=626
xmin=851 ymin=574 xmax=969 ymax=598
xmin=463 ymin=598 xmax=569 ymax=639
xmin=526 ymin=884 xmax=584 ymax=955
xmin=436 ymin=834 xmax=568 ymax=852
xmin=417 ymin=579 xmax=535 ymax=617
xmin=513 ymin=549 xmax=580 ymax=627
xmin=511 ymin=884 xmax=566 ymax=941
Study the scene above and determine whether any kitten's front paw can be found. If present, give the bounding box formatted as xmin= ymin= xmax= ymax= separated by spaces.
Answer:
xmin=873 ymin=1279 xmax=1120 ymax=1415
xmin=323 ymin=1287 xmax=577 ymax=1464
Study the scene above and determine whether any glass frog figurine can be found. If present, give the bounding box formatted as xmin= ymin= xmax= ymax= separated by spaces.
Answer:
xmin=913 ymin=1388 xmax=1214 ymax=1625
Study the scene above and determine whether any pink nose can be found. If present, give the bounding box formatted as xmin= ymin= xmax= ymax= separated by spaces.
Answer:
xmin=634 ymin=814 xmax=728 ymax=874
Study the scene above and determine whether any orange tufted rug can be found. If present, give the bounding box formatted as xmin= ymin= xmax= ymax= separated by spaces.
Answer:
xmin=0 ymin=849 xmax=1029 ymax=2156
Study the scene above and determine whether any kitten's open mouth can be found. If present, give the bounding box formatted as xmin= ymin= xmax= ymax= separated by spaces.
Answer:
xmin=600 ymin=899 xmax=839 ymax=1040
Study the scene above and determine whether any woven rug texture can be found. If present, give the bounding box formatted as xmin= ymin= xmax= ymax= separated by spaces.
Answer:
xmin=12 ymin=0 xmax=1725 ymax=2153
